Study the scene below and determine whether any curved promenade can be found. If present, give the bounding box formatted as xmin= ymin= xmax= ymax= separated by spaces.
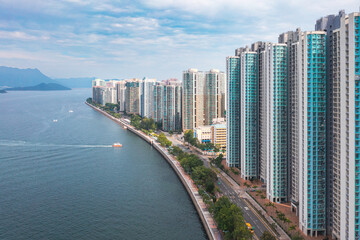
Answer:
xmin=86 ymin=102 xmax=222 ymax=240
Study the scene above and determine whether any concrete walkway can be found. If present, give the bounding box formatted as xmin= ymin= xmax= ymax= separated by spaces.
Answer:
xmin=168 ymin=134 xmax=290 ymax=240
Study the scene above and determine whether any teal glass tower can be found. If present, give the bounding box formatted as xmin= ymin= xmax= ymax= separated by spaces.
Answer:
xmin=262 ymin=43 xmax=289 ymax=203
xmin=226 ymin=56 xmax=241 ymax=167
xmin=239 ymin=50 xmax=259 ymax=180
xmin=297 ymin=31 xmax=327 ymax=237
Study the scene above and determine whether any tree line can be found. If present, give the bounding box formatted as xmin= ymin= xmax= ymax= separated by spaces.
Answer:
xmin=169 ymin=145 xmax=252 ymax=239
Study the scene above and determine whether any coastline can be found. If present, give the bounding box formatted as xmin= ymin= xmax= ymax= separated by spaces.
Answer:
xmin=85 ymin=102 xmax=221 ymax=240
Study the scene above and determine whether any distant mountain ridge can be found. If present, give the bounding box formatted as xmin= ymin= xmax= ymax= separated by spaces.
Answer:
xmin=0 ymin=66 xmax=94 ymax=88
xmin=0 ymin=66 xmax=56 ymax=87
xmin=6 ymin=83 xmax=71 ymax=91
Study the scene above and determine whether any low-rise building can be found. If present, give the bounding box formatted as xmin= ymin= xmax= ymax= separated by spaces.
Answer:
xmin=194 ymin=126 xmax=212 ymax=144
xmin=211 ymin=124 xmax=226 ymax=150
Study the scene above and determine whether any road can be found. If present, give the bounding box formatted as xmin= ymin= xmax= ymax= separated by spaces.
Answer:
xmin=167 ymin=134 xmax=277 ymax=240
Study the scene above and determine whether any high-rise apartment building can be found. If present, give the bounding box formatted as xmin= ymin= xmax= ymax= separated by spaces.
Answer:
xmin=125 ymin=79 xmax=141 ymax=115
xmin=260 ymin=43 xmax=289 ymax=202
xmin=278 ymin=28 xmax=301 ymax=214
xmin=92 ymin=86 xmax=105 ymax=105
xmin=162 ymin=83 xmax=182 ymax=132
xmin=259 ymin=43 xmax=269 ymax=184
xmin=204 ymin=69 xmax=226 ymax=125
xmin=225 ymin=9 xmax=359 ymax=239
xmin=104 ymin=87 xmax=117 ymax=104
xmin=315 ymin=12 xmax=344 ymax=235
xmin=116 ymin=81 xmax=126 ymax=112
xmin=316 ymin=11 xmax=360 ymax=240
xmin=91 ymin=79 xmax=117 ymax=105
xmin=140 ymin=78 xmax=156 ymax=118
xmin=226 ymin=47 xmax=260 ymax=178
xmin=182 ymin=69 xmax=205 ymax=130
xmin=239 ymin=48 xmax=259 ymax=180
xmin=226 ymin=56 xmax=241 ymax=167
xmin=291 ymin=31 xmax=327 ymax=237
xmin=152 ymin=83 xmax=164 ymax=123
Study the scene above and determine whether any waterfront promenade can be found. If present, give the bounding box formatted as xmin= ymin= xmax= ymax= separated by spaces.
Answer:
xmin=85 ymin=102 xmax=221 ymax=240
xmin=167 ymin=135 xmax=291 ymax=240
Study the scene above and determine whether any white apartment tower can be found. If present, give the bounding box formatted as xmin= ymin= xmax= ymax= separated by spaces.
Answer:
xmin=204 ymin=69 xmax=226 ymax=125
xmin=260 ymin=43 xmax=289 ymax=203
xmin=140 ymin=78 xmax=156 ymax=118
xmin=182 ymin=69 xmax=205 ymax=130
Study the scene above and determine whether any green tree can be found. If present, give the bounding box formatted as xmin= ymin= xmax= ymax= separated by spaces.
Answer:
xmin=130 ymin=115 xmax=142 ymax=129
xmin=157 ymin=132 xmax=172 ymax=147
xmin=260 ymin=231 xmax=276 ymax=240
xmin=192 ymin=166 xmax=217 ymax=194
xmin=180 ymin=154 xmax=203 ymax=173
xmin=140 ymin=117 xmax=156 ymax=131
xmin=212 ymin=153 xmax=224 ymax=170
xmin=214 ymin=197 xmax=252 ymax=240
xmin=170 ymin=146 xmax=183 ymax=156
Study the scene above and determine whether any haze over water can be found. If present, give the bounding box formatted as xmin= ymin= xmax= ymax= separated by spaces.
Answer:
xmin=0 ymin=89 xmax=207 ymax=240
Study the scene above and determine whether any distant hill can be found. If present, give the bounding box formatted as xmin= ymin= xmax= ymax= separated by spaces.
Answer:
xmin=0 ymin=66 xmax=56 ymax=87
xmin=0 ymin=89 xmax=6 ymax=93
xmin=54 ymin=77 xmax=95 ymax=88
xmin=6 ymin=83 xmax=71 ymax=91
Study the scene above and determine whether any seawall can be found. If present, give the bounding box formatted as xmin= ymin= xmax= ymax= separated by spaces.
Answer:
xmin=85 ymin=102 xmax=220 ymax=240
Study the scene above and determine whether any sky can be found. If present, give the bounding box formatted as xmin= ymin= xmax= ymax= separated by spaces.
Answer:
xmin=0 ymin=0 xmax=359 ymax=80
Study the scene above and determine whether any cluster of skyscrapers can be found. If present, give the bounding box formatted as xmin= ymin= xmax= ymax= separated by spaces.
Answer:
xmin=226 ymin=10 xmax=360 ymax=239
xmin=92 ymin=68 xmax=226 ymax=134
xmin=92 ymin=78 xmax=182 ymax=132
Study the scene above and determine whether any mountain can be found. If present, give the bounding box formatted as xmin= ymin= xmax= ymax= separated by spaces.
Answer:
xmin=0 ymin=66 xmax=56 ymax=87
xmin=0 ymin=89 xmax=6 ymax=93
xmin=6 ymin=83 xmax=71 ymax=91
xmin=54 ymin=77 xmax=95 ymax=88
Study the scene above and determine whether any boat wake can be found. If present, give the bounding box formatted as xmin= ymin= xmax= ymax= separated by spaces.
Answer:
xmin=0 ymin=140 xmax=112 ymax=148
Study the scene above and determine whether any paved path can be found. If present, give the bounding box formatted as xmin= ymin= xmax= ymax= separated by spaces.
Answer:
xmin=167 ymin=134 xmax=291 ymax=240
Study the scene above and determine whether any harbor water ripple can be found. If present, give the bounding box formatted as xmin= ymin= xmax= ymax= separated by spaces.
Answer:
xmin=0 ymin=89 xmax=207 ymax=240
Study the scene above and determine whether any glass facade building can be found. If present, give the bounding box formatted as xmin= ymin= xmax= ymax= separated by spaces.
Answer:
xmin=226 ymin=56 xmax=241 ymax=167
xmin=262 ymin=43 xmax=289 ymax=202
xmin=240 ymin=50 xmax=259 ymax=180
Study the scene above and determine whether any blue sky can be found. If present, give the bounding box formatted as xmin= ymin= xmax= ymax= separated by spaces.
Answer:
xmin=0 ymin=0 xmax=359 ymax=80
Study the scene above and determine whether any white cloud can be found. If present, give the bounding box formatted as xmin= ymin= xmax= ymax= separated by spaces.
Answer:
xmin=0 ymin=30 xmax=49 ymax=41
xmin=111 ymin=17 xmax=160 ymax=31
xmin=1 ymin=0 xmax=360 ymax=80
xmin=140 ymin=0 xmax=273 ymax=16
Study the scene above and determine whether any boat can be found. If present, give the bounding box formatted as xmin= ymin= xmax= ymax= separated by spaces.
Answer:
xmin=123 ymin=126 xmax=127 ymax=130
xmin=112 ymin=142 xmax=122 ymax=147
xmin=53 ymin=119 xmax=58 ymax=122
xmin=69 ymin=110 xmax=74 ymax=113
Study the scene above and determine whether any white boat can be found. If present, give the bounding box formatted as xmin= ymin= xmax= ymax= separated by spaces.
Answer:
xmin=53 ymin=119 xmax=58 ymax=122
xmin=69 ymin=110 xmax=74 ymax=113
xmin=112 ymin=142 xmax=122 ymax=147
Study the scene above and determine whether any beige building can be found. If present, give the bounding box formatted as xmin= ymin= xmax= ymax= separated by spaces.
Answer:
xmin=204 ymin=69 xmax=226 ymax=125
xmin=211 ymin=124 xmax=226 ymax=150
xmin=116 ymin=81 xmax=126 ymax=112
xmin=182 ymin=68 xmax=205 ymax=130
xmin=194 ymin=124 xmax=227 ymax=150
xmin=125 ymin=79 xmax=141 ymax=115
xmin=194 ymin=126 xmax=212 ymax=144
